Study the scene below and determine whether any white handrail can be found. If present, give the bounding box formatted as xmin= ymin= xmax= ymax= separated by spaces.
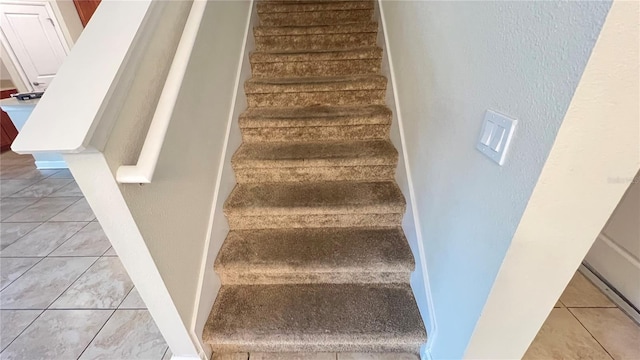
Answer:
xmin=116 ymin=0 xmax=207 ymax=184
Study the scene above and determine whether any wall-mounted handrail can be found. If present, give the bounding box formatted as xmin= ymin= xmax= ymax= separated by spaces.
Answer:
xmin=116 ymin=0 xmax=207 ymax=184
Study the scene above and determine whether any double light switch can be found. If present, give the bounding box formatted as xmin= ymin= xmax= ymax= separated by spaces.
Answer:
xmin=477 ymin=110 xmax=517 ymax=166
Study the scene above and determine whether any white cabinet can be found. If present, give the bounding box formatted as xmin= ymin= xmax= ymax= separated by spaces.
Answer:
xmin=0 ymin=1 xmax=70 ymax=92
xmin=585 ymin=176 xmax=640 ymax=310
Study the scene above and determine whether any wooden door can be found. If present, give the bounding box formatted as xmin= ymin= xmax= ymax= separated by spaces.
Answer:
xmin=73 ymin=0 xmax=102 ymax=27
xmin=0 ymin=89 xmax=19 ymax=152
xmin=0 ymin=3 xmax=68 ymax=91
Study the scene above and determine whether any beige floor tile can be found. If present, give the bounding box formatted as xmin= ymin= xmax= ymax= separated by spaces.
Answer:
xmin=0 ymin=179 xmax=38 ymax=197
xmin=49 ymin=198 xmax=95 ymax=222
xmin=120 ymin=287 xmax=147 ymax=309
xmin=79 ymin=309 xmax=167 ymax=359
xmin=103 ymin=246 xmax=118 ymax=256
xmin=49 ymin=180 xmax=83 ymax=197
xmin=0 ymin=257 xmax=41 ymax=290
xmin=0 ymin=222 xmax=88 ymax=257
xmin=49 ymin=222 xmax=111 ymax=256
xmin=559 ymin=272 xmax=615 ymax=308
xmin=0 ymin=309 xmax=112 ymax=360
xmin=8 ymin=178 xmax=73 ymax=198
xmin=571 ymin=308 xmax=640 ymax=360
xmin=555 ymin=300 xmax=564 ymax=308
xmin=0 ymin=310 xmax=42 ymax=351
xmin=0 ymin=167 xmax=56 ymax=181
xmin=338 ymin=353 xmax=419 ymax=359
xmin=51 ymin=257 xmax=134 ymax=309
xmin=3 ymin=197 xmax=81 ymax=222
xmin=0 ymin=257 xmax=96 ymax=309
xmin=48 ymin=169 xmax=74 ymax=179
xmin=0 ymin=222 xmax=40 ymax=250
xmin=0 ymin=197 xmax=39 ymax=221
xmin=523 ymin=308 xmax=612 ymax=360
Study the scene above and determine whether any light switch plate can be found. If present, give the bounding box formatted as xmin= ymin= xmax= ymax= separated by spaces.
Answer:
xmin=476 ymin=110 xmax=517 ymax=165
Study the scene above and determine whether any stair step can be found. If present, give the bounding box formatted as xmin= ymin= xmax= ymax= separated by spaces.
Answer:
xmin=203 ymin=283 xmax=426 ymax=353
xmin=224 ymin=181 xmax=405 ymax=229
xmin=258 ymin=8 xmax=373 ymax=26
xmin=245 ymin=76 xmax=386 ymax=107
xmin=251 ymin=48 xmax=382 ymax=77
xmin=254 ymin=23 xmax=378 ymax=51
xmin=239 ymin=105 xmax=392 ymax=142
xmin=232 ymin=140 xmax=397 ymax=183
xmin=257 ymin=1 xmax=373 ymax=14
xmin=215 ymin=227 xmax=414 ymax=284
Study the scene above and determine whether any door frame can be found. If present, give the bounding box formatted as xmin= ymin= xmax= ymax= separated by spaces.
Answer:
xmin=0 ymin=0 xmax=72 ymax=92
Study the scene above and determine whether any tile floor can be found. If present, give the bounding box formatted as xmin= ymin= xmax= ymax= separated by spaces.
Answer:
xmin=0 ymin=151 xmax=170 ymax=359
xmin=1 ymin=151 xmax=639 ymax=360
xmin=524 ymin=272 xmax=640 ymax=360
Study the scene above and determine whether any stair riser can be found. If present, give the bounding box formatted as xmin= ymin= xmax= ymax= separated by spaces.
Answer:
xmin=252 ymin=59 xmax=381 ymax=78
xmin=241 ymin=125 xmax=390 ymax=142
xmin=217 ymin=271 xmax=411 ymax=285
xmin=257 ymin=2 xmax=373 ymax=14
xmin=234 ymin=165 xmax=396 ymax=183
xmin=226 ymin=213 xmax=404 ymax=229
xmin=210 ymin=343 xmax=420 ymax=354
xmin=259 ymin=10 xmax=373 ymax=26
xmin=255 ymin=33 xmax=376 ymax=51
xmin=247 ymin=90 xmax=386 ymax=107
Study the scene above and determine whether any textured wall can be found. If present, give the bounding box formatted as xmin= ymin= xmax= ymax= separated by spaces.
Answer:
xmin=380 ymin=1 xmax=611 ymax=358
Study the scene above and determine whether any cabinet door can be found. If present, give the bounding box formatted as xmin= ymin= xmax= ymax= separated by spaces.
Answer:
xmin=73 ymin=0 xmax=102 ymax=27
xmin=0 ymin=3 xmax=68 ymax=91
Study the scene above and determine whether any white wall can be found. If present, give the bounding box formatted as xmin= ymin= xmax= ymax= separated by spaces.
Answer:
xmin=102 ymin=0 xmax=252 ymax=356
xmin=1 ymin=58 xmax=11 ymax=80
xmin=379 ymin=1 xmax=612 ymax=358
xmin=49 ymin=0 xmax=83 ymax=46
xmin=466 ymin=2 xmax=639 ymax=357
xmin=192 ymin=0 xmax=255 ymax=350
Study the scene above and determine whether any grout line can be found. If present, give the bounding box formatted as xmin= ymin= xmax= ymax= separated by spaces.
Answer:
xmin=161 ymin=346 xmax=169 ymax=360
xmin=0 ymin=256 xmax=47 ymax=292
xmin=0 ymin=309 xmax=46 ymax=353
xmin=44 ymin=221 xmax=93 ymax=257
xmin=43 ymin=256 xmax=102 ymax=310
xmin=567 ymin=307 xmax=615 ymax=360
xmin=75 ymin=308 xmax=117 ymax=360
xmin=118 ymin=286 xmax=136 ymax=310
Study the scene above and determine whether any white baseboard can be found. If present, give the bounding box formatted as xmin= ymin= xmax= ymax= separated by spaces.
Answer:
xmin=171 ymin=356 xmax=201 ymax=360
xmin=34 ymin=160 xmax=68 ymax=169
xmin=579 ymin=263 xmax=640 ymax=325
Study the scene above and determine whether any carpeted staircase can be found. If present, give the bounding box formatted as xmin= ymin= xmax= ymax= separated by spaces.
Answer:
xmin=204 ymin=0 xmax=427 ymax=356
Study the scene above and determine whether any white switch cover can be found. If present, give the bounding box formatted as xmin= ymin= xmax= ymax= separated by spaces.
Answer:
xmin=476 ymin=110 xmax=517 ymax=165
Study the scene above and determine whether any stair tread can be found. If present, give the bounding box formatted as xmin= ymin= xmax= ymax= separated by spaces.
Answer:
xmin=245 ymin=75 xmax=386 ymax=93
xmin=216 ymin=227 xmax=413 ymax=273
xmin=258 ymin=1 xmax=373 ymax=13
xmin=204 ymin=283 xmax=426 ymax=349
xmin=240 ymin=105 xmax=391 ymax=128
xmin=224 ymin=181 xmax=405 ymax=215
xmin=251 ymin=47 xmax=382 ymax=62
xmin=255 ymin=22 xmax=378 ymax=36
xmin=232 ymin=140 xmax=397 ymax=168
